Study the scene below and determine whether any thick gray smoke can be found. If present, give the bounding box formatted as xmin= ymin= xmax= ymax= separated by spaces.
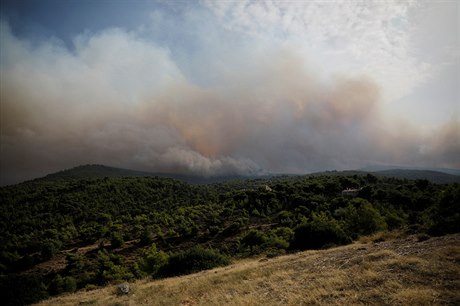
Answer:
xmin=0 ymin=22 xmax=459 ymax=185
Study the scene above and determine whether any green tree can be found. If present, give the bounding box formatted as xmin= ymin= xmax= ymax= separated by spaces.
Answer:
xmin=291 ymin=212 xmax=350 ymax=250
xmin=343 ymin=199 xmax=387 ymax=237
xmin=110 ymin=232 xmax=124 ymax=248
xmin=139 ymin=227 xmax=154 ymax=246
xmin=139 ymin=244 xmax=168 ymax=276
xmin=65 ymin=253 xmax=85 ymax=273
xmin=159 ymin=246 xmax=229 ymax=277
xmin=49 ymin=275 xmax=77 ymax=294
xmin=40 ymin=239 xmax=61 ymax=261
xmin=429 ymin=184 xmax=460 ymax=235
xmin=240 ymin=230 xmax=267 ymax=252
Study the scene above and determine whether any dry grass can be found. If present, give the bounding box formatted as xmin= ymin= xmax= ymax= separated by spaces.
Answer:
xmin=36 ymin=233 xmax=460 ymax=306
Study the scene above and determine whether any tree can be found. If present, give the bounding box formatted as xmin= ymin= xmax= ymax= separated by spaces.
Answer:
xmin=139 ymin=244 xmax=168 ymax=276
xmin=240 ymin=230 xmax=267 ymax=252
xmin=342 ymin=199 xmax=387 ymax=237
xmin=159 ymin=246 xmax=230 ymax=277
xmin=291 ymin=212 xmax=350 ymax=250
xmin=429 ymin=184 xmax=460 ymax=235
xmin=110 ymin=232 xmax=124 ymax=248
xmin=49 ymin=275 xmax=77 ymax=295
xmin=40 ymin=240 xmax=61 ymax=261
xmin=65 ymin=253 xmax=84 ymax=273
xmin=139 ymin=227 xmax=154 ymax=246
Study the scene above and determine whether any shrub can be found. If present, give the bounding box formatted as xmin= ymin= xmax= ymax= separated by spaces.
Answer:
xmin=0 ymin=274 xmax=48 ymax=305
xmin=138 ymin=244 xmax=168 ymax=276
xmin=240 ymin=229 xmax=267 ymax=252
xmin=110 ymin=232 xmax=124 ymax=248
xmin=49 ymin=275 xmax=77 ymax=295
xmin=429 ymin=184 xmax=460 ymax=235
xmin=139 ymin=228 xmax=154 ymax=246
xmin=96 ymin=250 xmax=134 ymax=284
xmin=383 ymin=208 xmax=407 ymax=230
xmin=342 ymin=199 xmax=387 ymax=237
xmin=101 ymin=265 xmax=134 ymax=283
xmin=264 ymin=236 xmax=289 ymax=250
xmin=159 ymin=246 xmax=230 ymax=277
xmin=40 ymin=239 xmax=61 ymax=260
xmin=291 ymin=212 xmax=350 ymax=250
xmin=270 ymin=227 xmax=294 ymax=242
xmin=221 ymin=222 xmax=242 ymax=237
xmin=277 ymin=211 xmax=294 ymax=227
xmin=65 ymin=252 xmax=85 ymax=273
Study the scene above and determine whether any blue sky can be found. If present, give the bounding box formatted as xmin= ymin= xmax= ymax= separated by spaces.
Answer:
xmin=0 ymin=0 xmax=459 ymax=184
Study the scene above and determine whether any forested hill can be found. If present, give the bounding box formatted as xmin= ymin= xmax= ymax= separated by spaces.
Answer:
xmin=32 ymin=164 xmax=255 ymax=185
xmin=0 ymin=169 xmax=459 ymax=305
xmin=307 ymin=169 xmax=460 ymax=184
xmin=37 ymin=165 xmax=155 ymax=181
xmin=373 ymin=169 xmax=460 ymax=184
xmin=26 ymin=164 xmax=460 ymax=186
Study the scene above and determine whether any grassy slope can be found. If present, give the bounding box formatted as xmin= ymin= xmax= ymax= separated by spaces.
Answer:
xmin=36 ymin=233 xmax=460 ymax=306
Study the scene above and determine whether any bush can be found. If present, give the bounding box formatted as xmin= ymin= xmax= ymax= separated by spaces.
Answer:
xmin=159 ymin=246 xmax=230 ymax=277
xmin=0 ymin=274 xmax=48 ymax=305
xmin=277 ymin=211 xmax=294 ymax=227
xmin=138 ymin=244 xmax=168 ymax=276
xmin=110 ymin=232 xmax=124 ymax=248
xmin=49 ymin=274 xmax=77 ymax=295
xmin=96 ymin=250 xmax=134 ymax=284
xmin=429 ymin=184 xmax=460 ymax=235
xmin=270 ymin=227 xmax=294 ymax=242
xmin=240 ymin=230 xmax=267 ymax=252
xmin=139 ymin=228 xmax=154 ymax=246
xmin=221 ymin=222 xmax=242 ymax=237
xmin=40 ymin=239 xmax=62 ymax=261
xmin=65 ymin=252 xmax=85 ymax=273
xmin=101 ymin=265 xmax=134 ymax=283
xmin=291 ymin=212 xmax=350 ymax=250
xmin=342 ymin=199 xmax=387 ymax=237
xmin=263 ymin=227 xmax=294 ymax=250
xmin=383 ymin=207 xmax=407 ymax=230
xmin=264 ymin=236 xmax=289 ymax=250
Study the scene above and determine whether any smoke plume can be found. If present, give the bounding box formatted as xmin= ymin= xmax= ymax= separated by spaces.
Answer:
xmin=0 ymin=21 xmax=458 ymax=185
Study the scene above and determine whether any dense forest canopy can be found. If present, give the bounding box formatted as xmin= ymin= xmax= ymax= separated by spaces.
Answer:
xmin=0 ymin=168 xmax=459 ymax=305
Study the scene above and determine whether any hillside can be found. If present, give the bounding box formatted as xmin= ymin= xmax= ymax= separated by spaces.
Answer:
xmin=373 ymin=169 xmax=460 ymax=184
xmin=25 ymin=164 xmax=460 ymax=186
xmin=36 ymin=233 xmax=460 ymax=305
xmin=361 ymin=165 xmax=460 ymax=177
xmin=36 ymin=165 xmax=155 ymax=181
xmin=32 ymin=164 xmax=257 ymax=185
xmin=1 ymin=169 xmax=459 ymax=305
xmin=307 ymin=169 xmax=460 ymax=184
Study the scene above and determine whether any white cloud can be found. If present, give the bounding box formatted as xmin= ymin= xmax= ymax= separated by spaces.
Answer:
xmin=203 ymin=0 xmax=430 ymax=102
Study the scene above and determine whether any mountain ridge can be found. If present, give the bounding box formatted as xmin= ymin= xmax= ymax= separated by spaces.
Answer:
xmin=22 ymin=164 xmax=460 ymax=186
xmin=360 ymin=164 xmax=460 ymax=176
xmin=31 ymin=164 xmax=260 ymax=185
xmin=371 ymin=169 xmax=460 ymax=184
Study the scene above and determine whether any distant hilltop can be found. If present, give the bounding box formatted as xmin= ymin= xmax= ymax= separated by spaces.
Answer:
xmin=369 ymin=169 xmax=460 ymax=184
xmin=300 ymin=168 xmax=460 ymax=184
xmin=17 ymin=164 xmax=460 ymax=186
xmin=32 ymin=164 xmax=262 ymax=185
xmin=360 ymin=165 xmax=460 ymax=176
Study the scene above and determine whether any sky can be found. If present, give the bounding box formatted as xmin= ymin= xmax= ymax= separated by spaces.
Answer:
xmin=0 ymin=0 xmax=459 ymax=185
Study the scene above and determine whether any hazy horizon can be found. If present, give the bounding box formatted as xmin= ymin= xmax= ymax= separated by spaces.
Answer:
xmin=1 ymin=0 xmax=459 ymax=185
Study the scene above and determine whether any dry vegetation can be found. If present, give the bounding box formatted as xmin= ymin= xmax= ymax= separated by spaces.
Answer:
xmin=36 ymin=233 xmax=460 ymax=306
